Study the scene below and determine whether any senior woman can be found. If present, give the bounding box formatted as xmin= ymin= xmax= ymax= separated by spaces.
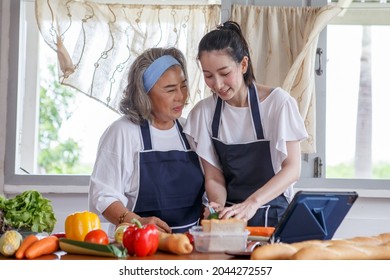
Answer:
xmin=89 ymin=47 xmax=204 ymax=236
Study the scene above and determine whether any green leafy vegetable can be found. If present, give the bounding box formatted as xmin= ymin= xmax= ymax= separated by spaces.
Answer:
xmin=0 ymin=190 xmax=57 ymax=233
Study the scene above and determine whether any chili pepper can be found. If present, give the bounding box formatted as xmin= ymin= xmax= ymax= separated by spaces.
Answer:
xmin=185 ymin=232 xmax=194 ymax=245
xmin=122 ymin=218 xmax=159 ymax=257
xmin=51 ymin=232 xmax=66 ymax=239
xmin=64 ymin=211 xmax=101 ymax=241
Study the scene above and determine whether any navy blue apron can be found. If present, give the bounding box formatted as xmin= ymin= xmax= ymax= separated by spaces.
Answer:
xmin=211 ymin=83 xmax=288 ymax=227
xmin=132 ymin=120 xmax=204 ymax=233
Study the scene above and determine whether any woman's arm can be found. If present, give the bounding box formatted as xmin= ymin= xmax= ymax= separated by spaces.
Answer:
xmin=102 ymin=201 xmax=171 ymax=233
xmin=200 ymin=158 xmax=227 ymax=212
xmin=220 ymin=140 xmax=302 ymax=220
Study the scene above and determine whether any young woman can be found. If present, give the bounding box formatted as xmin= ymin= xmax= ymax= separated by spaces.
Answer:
xmin=184 ymin=21 xmax=308 ymax=227
xmin=89 ymin=47 xmax=204 ymax=236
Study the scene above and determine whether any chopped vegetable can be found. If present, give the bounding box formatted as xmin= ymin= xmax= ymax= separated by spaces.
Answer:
xmin=207 ymin=212 xmax=220 ymax=220
xmin=0 ymin=190 xmax=56 ymax=233
xmin=0 ymin=230 xmax=23 ymax=257
xmin=122 ymin=219 xmax=159 ymax=257
xmin=65 ymin=211 xmax=101 ymax=241
xmin=246 ymin=226 xmax=275 ymax=237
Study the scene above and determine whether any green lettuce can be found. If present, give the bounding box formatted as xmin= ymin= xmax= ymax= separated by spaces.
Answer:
xmin=0 ymin=190 xmax=57 ymax=233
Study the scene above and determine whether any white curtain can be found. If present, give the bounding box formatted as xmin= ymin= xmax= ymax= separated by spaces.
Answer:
xmin=35 ymin=0 xmax=220 ymax=113
xmin=232 ymin=4 xmax=342 ymax=153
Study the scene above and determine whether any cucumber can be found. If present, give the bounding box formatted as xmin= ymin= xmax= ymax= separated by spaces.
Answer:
xmin=207 ymin=212 xmax=220 ymax=220
xmin=59 ymin=238 xmax=127 ymax=258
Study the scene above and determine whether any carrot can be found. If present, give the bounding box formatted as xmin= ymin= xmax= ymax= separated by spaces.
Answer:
xmin=24 ymin=236 xmax=59 ymax=260
xmin=246 ymin=226 xmax=275 ymax=237
xmin=15 ymin=234 xmax=39 ymax=259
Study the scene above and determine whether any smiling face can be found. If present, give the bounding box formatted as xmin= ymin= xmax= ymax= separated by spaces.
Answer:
xmin=199 ymin=50 xmax=248 ymax=105
xmin=148 ymin=65 xmax=188 ymax=129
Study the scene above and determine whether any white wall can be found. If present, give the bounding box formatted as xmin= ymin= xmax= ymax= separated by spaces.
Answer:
xmin=44 ymin=194 xmax=89 ymax=233
xmin=334 ymin=197 xmax=390 ymax=239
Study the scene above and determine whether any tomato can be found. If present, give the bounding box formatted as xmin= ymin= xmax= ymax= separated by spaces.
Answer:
xmin=84 ymin=229 xmax=109 ymax=245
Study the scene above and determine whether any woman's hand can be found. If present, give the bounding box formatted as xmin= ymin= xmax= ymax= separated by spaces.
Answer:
xmin=219 ymin=199 xmax=257 ymax=221
xmin=203 ymin=202 xmax=224 ymax=219
xmin=138 ymin=216 xmax=172 ymax=233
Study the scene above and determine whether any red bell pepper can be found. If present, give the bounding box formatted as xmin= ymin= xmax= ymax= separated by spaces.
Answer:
xmin=122 ymin=218 xmax=159 ymax=257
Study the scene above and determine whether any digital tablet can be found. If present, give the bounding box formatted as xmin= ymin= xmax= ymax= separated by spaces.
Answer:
xmin=270 ymin=190 xmax=359 ymax=244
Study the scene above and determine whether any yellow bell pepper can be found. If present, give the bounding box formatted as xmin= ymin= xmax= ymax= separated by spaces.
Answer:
xmin=65 ymin=211 xmax=101 ymax=241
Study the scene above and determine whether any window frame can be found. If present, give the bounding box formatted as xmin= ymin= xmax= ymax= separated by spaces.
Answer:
xmin=299 ymin=1 xmax=390 ymax=192
xmin=5 ymin=0 xmax=90 ymax=190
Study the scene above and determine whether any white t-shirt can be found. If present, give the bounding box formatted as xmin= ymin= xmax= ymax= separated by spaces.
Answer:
xmin=88 ymin=116 xmax=187 ymax=226
xmin=183 ymin=87 xmax=308 ymax=201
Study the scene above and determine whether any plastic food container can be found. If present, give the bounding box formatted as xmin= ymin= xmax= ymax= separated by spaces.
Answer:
xmin=189 ymin=226 xmax=250 ymax=253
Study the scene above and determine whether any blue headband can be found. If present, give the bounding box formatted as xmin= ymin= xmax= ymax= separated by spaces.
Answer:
xmin=143 ymin=55 xmax=181 ymax=93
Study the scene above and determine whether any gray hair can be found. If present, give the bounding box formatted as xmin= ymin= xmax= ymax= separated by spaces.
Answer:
xmin=119 ymin=47 xmax=189 ymax=124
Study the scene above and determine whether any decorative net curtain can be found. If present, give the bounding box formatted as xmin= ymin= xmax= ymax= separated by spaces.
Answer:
xmin=35 ymin=0 xmax=221 ymax=113
xmin=232 ymin=4 xmax=342 ymax=153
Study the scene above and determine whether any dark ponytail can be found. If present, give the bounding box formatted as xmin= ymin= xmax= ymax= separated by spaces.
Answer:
xmin=197 ymin=21 xmax=255 ymax=86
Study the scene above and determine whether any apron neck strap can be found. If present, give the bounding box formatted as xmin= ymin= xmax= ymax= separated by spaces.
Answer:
xmin=176 ymin=120 xmax=191 ymax=150
xmin=211 ymin=98 xmax=223 ymax=138
xmin=248 ymin=83 xmax=264 ymax=139
xmin=140 ymin=120 xmax=153 ymax=150
xmin=140 ymin=120 xmax=190 ymax=150
xmin=211 ymin=83 xmax=264 ymax=140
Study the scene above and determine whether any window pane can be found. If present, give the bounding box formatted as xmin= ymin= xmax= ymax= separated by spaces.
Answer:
xmin=38 ymin=38 xmax=119 ymax=175
xmin=16 ymin=1 xmax=119 ymax=175
xmin=18 ymin=37 xmax=119 ymax=175
xmin=16 ymin=0 xmax=216 ymax=175
xmin=326 ymin=25 xmax=390 ymax=179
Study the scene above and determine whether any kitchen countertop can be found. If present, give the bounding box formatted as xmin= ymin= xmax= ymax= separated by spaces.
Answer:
xmin=0 ymin=250 xmax=240 ymax=260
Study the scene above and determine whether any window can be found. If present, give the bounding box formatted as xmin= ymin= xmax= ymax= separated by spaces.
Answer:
xmin=5 ymin=0 xmax=119 ymax=187
xmin=18 ymin=2 xmax=120 ymax=177
xmin=325 ymin=1 xmax=390 ymax=180
xmin=5 ymin=0 xmax=220 ymax=189
xmin=5 ymin=0 xmax=390 ymax=192
xmin=232 ymin=0 xmax=390 ymax=191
